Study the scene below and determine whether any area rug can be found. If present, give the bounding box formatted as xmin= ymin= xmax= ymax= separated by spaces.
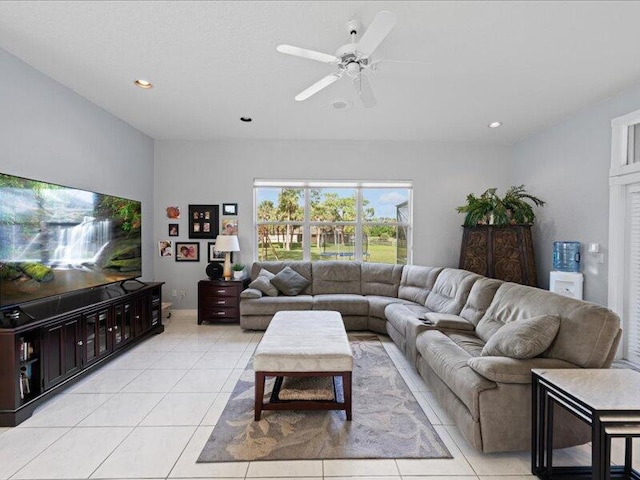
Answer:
xmin=197 ymin=334 xmax=451 ymax=462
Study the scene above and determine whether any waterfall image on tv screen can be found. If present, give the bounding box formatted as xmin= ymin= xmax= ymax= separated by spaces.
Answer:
xmin=0 ymin=173 xmax=142 ymax=308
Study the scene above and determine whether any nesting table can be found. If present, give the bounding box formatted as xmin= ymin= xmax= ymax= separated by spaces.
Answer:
xmin=253 ymin=310 xmax=353 ymax=421
xmin=532 ymin=368 xmax=640 ymax=480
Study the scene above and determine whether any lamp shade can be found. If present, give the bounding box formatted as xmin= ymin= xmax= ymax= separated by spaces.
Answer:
xmin=214 ymin=235 xmax=240 ymax=252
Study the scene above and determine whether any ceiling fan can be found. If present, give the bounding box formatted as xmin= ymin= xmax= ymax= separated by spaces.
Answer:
xmin=277 ymin=11 xmax=409 ymax=108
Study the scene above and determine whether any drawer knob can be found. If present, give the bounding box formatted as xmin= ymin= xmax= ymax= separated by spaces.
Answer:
xmin=216 ymin=289 xmax=226 ymax=293
xmin=216 ymin=311 xmax=225 ymax=315
xmin=217 ymin=300 xmax=226 ymax=304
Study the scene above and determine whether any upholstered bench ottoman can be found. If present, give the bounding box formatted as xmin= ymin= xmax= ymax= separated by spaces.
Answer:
xmin=253 ymin=310 xmax=353 ymax=421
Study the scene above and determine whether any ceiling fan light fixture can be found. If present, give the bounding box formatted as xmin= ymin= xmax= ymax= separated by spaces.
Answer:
xmin=134 ymin=79 xmax=153 ymax=89
xmin=488 ymin=121 xmax=503 ymax=128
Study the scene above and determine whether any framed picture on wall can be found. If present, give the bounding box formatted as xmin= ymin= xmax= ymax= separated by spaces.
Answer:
xmin=207 ymin=241 xmax=233 ymax=263
xmin=175 ymin=242 xmax=200 ymax=262
xmin=168 ymin=224 xmax=179 ymax=236
xmin=188 ymin=204 xmax=219 ymax=239
xmin=223 ymin=203 xmax=238 ymax=215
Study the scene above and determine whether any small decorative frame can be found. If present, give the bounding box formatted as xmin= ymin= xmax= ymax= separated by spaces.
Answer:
xmin=175 ymin=242 xmax=200 ymax=262
xmin=158 ymin=240 xmax=173 ymax=257
xmin=221 ymin=218 xmax=238 ymax=235
xmin=207 ymin=241 xmax=233 ymax=263
xmin=188 ymin=204 xmax=219 ymax=239
xmin=223 ymin=203 xmax=238 ymax=215
xmin=166 ymin=206 xmax=181 ymax=219
xmin=168 ymin=223 xmax=179 ymax=237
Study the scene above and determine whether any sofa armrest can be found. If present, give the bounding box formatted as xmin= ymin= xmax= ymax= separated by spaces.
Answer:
xmin=424 ymin=312 xmax=474 ymax=331
xmin=467 ymin=356 xmax=578 ymax=384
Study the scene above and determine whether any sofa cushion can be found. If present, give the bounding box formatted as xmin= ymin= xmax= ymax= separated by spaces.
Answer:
xmin=424 ymin=312 xmax=475 ymax=331
xmin=459 ymin=277 xmax=503 ymax=326
xmin=250 ymin=262 xmax=313 ymax=295
xmin=467 ymin=356 xmax=578 ymax=384
xmin=258 ymin=268 xmax=276 ymax=280
xmin=478 ymin=282 xmax=621 ymax=367
xmin=313 ymin=294 xmax=369 ymax=316
xmin=240 ymin=288 xmax=262 ymax=299
xmin=446 ymin=332 xmax=486 ymax=357
xmin=240 ymin=295 xmax=313 ymax=315
xmin=271 ymin=266 xmax=311 ymax=296
xmin=398 ymin=265 xmax=442 ymax=304
xmin=248 ymin=276 xmax=279 ymax=297
xmin=361 ymin=262 xmax=403 ymax=297
xmin=367 ymin=295 xmax=414 ymax=319
xmin=385 ymin=303 xmax=430 ymax=338
xmin=425 ymin=268 xmax=481 ymax=315
xmin=416 ymin=329 xmax=497 ymax=418
xmin=312 ymin=261 xmax=361 ymax=295
xmin=481 ymin=315 xmax=561 ymax=359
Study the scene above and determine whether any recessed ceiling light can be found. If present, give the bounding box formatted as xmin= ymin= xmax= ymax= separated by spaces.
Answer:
xmin=240 ymin=117 xmax=252 ymax=122
xmin=134 ymin=79 xmax=153 ymax=89
xmin=488 ymin=121 xmax=503 ymax=128
xmin=328 ymin=99 xmax=353 ymax=111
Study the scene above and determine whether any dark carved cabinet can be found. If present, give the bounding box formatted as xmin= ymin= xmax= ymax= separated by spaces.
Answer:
xmin=458 ymin=225 xmax=537 ymax=286
xmin=0 ymin=282 xmax=163 ymax=426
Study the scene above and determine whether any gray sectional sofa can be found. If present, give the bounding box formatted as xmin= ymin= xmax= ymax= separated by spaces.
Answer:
xmin=240 ymin=260 xmax=621 ymax=453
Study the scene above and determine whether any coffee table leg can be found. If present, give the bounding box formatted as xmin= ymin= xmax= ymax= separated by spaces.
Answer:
xmin=343 ymin=372 xmax=352 ymax=421
xmin=255 ymin=372 xmax=265 ymax=421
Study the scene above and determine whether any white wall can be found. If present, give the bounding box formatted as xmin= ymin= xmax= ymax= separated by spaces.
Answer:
xmin=512 ymin=83 xmax=640 ymax=306
xmin=0 ymin=48 xmax=155 ymax=281
xmin=154 ymin=139 xmax=511 ymax=309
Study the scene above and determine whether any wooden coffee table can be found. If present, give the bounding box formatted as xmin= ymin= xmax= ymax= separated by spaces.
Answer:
xmin=532 ymin=368 xmax=640 ymax=480
xmin=253 ymin=310 xmax=353 ymax=421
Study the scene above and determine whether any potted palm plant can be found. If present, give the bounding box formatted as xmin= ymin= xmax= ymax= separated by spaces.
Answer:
xmin=456 ymin=185 xmax=544 ymax=226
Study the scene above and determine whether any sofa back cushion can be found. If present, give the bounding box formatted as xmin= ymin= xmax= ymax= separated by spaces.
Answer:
xmin=361 ymin=262 xmax=403 ymax=297
xmin=476 ymin=283 xmax=621 ymax=368
xmin=425 ymin=268 xmax=481 ymax=315
xmin=312 ymin=261 xmax=361 ymax=295
xmin=398 ymin=266 xmax=442 ymax=304
xmin=460 ymin=277 xmax=504 ymax=326
xmin=250 ymin=261 xmax=313 ymax=295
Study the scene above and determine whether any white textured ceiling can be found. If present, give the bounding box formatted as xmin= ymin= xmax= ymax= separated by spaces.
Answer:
xmin=1 ymin=1 xmax=640 ymax=144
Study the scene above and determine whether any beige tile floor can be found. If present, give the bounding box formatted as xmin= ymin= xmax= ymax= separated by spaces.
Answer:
xmin=0 ymin=311 xmax=636 ymax=480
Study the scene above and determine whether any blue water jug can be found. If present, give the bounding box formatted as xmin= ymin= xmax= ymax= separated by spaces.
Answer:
xmin=553 ymin=241 xmax=581 ymax=272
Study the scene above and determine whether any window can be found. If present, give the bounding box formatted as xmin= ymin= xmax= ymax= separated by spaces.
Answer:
xmin=254 ymin=180 xmax=412 ymax=264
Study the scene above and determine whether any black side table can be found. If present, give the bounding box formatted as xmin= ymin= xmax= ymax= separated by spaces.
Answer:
xmin=532 ymin=368 xmax=640 ymax=480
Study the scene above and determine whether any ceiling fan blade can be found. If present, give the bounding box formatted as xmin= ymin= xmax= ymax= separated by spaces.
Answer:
xmin=295 ymin=73 xmax=341 ymax=101
xmin=277 ymin=44 xmax=340 ymax=64
xmin=370 ymin=59 xmax=432 ymax=69
xmin=357 ymin=11 xmax=397 ymax=57
xmin=353 ymin=74 xmax=376 ymax=108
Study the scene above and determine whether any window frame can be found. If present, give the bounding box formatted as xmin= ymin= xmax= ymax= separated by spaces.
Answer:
xmin=253 ymin=180 xmax=413 ymax=264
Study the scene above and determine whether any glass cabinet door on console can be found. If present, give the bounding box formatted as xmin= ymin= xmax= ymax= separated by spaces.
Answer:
xmin=83 ymin=308 xmax=111 ymax=365
xmin=43 ymin=316 xmax=82 ymax=389
xmin=113 ymin=302 xmax=133 ymax=348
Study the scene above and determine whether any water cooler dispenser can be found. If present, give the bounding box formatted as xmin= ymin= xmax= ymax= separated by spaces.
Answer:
xmin=550 ymin=241 xmax=583 ymax=299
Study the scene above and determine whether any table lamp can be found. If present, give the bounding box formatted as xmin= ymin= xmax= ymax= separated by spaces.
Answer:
xmin=214 ymin=235 xmax=240 ymax=280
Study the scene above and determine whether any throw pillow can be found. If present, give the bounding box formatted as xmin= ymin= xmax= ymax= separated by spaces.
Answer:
xmin=240 ymin=288 xmax=263 ymax=299
xmin=271 ymin=266 xmax=311 ymax=296
xmin=258 ymin=268 xmax=276 ymax=280
xmin=481 ymin=315 xmax=561 ymax=359
xmin=248 ymin=276 xmax=279 ymax=297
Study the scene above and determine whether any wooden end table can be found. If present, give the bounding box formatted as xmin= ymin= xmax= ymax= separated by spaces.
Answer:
xmin=532 ymin=368 xmax=640 ymax=480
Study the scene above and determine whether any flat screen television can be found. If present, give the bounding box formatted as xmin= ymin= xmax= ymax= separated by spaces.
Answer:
xmin=0 ymin=173 xmax=142 ymax=310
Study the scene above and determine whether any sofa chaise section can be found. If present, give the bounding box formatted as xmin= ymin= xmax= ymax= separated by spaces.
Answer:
xmin=415 ymin=282 xmax=622 ymax=452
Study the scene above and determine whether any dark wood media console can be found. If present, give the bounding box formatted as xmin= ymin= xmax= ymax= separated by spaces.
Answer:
xmin=0 ymin=281 xmax=164 ymax=426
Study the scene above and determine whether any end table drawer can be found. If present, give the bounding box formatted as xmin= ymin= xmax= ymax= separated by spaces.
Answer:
xmin=209 ymin=286 xmax=240 ymax=297
xmin=201 ymin=297 xmax=236 ymax=307
xmin=201 ymin=307 xmax=239 ymax=320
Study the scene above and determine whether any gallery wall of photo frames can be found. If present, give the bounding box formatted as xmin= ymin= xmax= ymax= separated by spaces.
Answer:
xmin=159 ymin=203 xmax=239 ymax=263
